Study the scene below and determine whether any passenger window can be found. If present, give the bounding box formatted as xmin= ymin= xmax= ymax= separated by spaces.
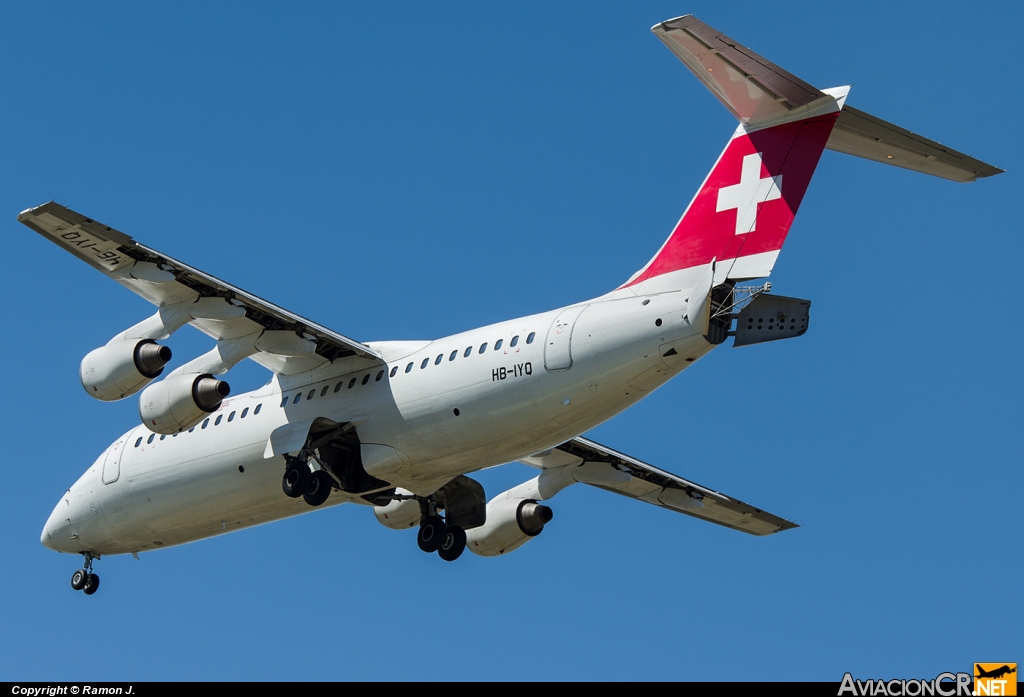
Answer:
xmin=421 ymin=358 xmax=429 ymax=369
xmin=160 ymin=435 xmax=166 ymax=441
xmin=293 ymin=393 xmax=301 ymax=404
xmin=189 ymin=427 xmax=195 ymax=433
xmin=280 ymin=396 xmax=289 ymax=408
xmin=449 ymin=350 xmax=457 ymax=361
xmin=135 ymin=437 xmax=142 ymax=448
xmin=510 ymin=335 xmax=519 ymax=347
xmin=495 ymin=339 xmax=503 ymax=350
xmin=320 ymin=386 xmax=329 ymax=397
xmin=527 ymin=332 xmax=536 ymax=344
xmin=334 ymin=382 xmax=343 ymax=393
xmin=435 ymin=354 xmax=443 ymax=365
xmin=406 ymin=362 xmax=413 ymax=373
xmin=215 ymin=415 xmax=223 ymax=425
xmin=390 ymin=366 xmax=398 ymax=377
xmin=254 ymin=404 xmax=262 ymax=415
xmin=361 ymin=374 xmax=369 ymax=385
xmin=241 ymin=407 xmax=249 ymax=418
xmin=348 ymin=378 xmax=356 ymax=389
xmin=147 ymin=434 xmax=155 ymax=444
xmin=479 ymin=342 xmax=488 ymax=354
xmin=307 ymin=389 xmax=315 ymax=400
xmin=376 ymin=370 xmax=384 ymax=381
xmin=464 ymin=346 xmax=472 ymax=358
xmin=228 ymin=411 xmax=236 ymax=422
xmin=202 ymin=419 xmax=210 ymax=429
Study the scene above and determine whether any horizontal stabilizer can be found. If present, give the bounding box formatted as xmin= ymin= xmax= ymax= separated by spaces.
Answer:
xmin=826 ymin=106 xmax=1003 ymax=182
xmin=652 ymin=15 xmax=828 ymax=126
xmin=653 ymin=15 xmax=1002 ymax=182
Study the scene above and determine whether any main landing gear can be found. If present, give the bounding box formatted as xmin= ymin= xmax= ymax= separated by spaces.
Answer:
xmin=414 ymin=503 xmax=467 ymax=562
xmin=71 ymin=552 xmax=100 ymax=596
xmin=282 ymin=453 xmax=334 ymax=507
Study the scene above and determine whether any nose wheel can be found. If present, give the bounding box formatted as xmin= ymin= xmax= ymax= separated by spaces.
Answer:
xmin=71 ymin=552 xmax=101 ymax=596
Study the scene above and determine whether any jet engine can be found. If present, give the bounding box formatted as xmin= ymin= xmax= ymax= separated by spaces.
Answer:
xmin=138 ymin=372 xmax=230 ymax=434
xmin=80 ymin=339 xmax=173 ymax=401
xmin=465 ymin=498 xmax=553 ymax=557
xmin=373 ymin=490 xmax=421 ymax=530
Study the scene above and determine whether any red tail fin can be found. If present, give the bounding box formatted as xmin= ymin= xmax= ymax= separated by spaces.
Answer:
xmin=623 ymin=112 xmax=838 ymax=290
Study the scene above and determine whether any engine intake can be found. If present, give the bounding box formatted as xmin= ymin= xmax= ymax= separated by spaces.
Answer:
xmin=466 ymin=498 xmax=553 ymax=557
xmin=139 ymin=372 xmax=230 ymax=434
xmin=80 ymin=339 xmax=173 ymax=401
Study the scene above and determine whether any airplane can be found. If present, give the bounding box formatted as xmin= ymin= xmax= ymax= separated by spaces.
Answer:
xmin=25 ymin=15 xmax=1001 ymax=596
xmin=976 ymin=666 xmax=1017 ymax=680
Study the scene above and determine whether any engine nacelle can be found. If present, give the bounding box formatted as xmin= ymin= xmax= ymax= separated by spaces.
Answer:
xmin=80 ymin=339 xmax=172 ymax=402
xmin=138 ymin=372 xmax=230 ymax=434
xmin=373 ymin=490 xmax=421 ymax=530
xmin=466 ymin=498 xmax=553 ymax=557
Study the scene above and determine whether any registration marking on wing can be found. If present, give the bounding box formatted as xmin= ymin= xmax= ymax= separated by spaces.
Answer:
xmin=46 ymin=222 xmax=134 ymax=271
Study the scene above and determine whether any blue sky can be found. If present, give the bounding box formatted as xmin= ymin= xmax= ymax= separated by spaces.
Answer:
xmin=1 ymin=2 xmax=1019 ymax=681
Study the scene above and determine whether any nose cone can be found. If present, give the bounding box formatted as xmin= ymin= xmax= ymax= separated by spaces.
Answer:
xmin=41 ymin=498 xmax=72 ymax=552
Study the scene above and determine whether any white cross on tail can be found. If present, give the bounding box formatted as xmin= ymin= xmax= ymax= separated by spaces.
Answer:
xmin=716 ymin=152 xmax=782 ymax=235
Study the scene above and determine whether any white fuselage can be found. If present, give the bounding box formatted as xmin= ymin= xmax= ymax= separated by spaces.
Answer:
xmin=42 ymin=289 xmax=714 ymax=556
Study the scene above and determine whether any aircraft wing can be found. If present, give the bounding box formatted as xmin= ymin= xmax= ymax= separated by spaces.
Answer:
xmin=17 ymin=202 xmax=381 ymax=375
xmin=522 ymin=436 xmax=797 ymax=536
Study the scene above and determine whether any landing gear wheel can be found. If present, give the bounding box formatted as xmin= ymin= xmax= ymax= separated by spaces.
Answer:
xmin=437 ymin=525 xmax=467 ymax=562
xmin=303 ymin=470 xmax=333 ymax=507
xmin=417 ymin=515 xmax=447 ymax=553
xmin=71 ymin=569 xmax=88 ymax=591
xmin=282 ymin=460 xmax=311 ymax=498
xmin=83 ymin=574 xmax=100 ymax=595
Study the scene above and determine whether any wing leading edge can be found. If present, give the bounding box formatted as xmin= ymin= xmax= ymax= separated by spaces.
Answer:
xmin=522 ymin=436 xmax=797 ymax=536
xmin=17 ymin=202 xmax=381 ymax=375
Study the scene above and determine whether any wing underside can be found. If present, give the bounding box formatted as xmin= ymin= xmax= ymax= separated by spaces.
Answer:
xmin=523 ymin=436 xmax=797 ymax=536
xmin=18 ymin=202 xmax=380 ymax=376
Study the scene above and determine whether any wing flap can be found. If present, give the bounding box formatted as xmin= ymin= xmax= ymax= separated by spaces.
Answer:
xmin=524 ymin=436 xmax=797 ymax=536
xmin=17 ymin=202 xmax=381 ymax=375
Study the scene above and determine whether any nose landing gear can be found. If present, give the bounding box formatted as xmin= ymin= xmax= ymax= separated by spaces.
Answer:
xmin=71 ymin=552 xmax=100 ymax=596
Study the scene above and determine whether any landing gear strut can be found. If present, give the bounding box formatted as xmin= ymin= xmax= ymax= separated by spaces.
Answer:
xmin=71 ymin=552 xmax=100 ymax=596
